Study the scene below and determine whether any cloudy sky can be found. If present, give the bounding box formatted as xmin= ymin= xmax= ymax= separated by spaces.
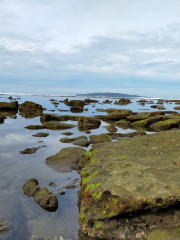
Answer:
xmin=1 ymin=0 xmax=180 ymax=98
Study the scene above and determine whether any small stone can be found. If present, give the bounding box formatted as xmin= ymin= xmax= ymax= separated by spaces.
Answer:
xmin=48 ymin=182 xmax=56 ymax=187
xmin=59 ymin=191 xmax=65 ymax=195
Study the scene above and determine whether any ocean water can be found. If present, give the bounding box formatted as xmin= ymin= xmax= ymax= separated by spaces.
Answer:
xmin=0 ymin=94 xmax=179 ymax=240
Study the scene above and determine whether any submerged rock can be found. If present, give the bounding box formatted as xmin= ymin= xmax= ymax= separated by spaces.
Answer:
xmin=60 ymin=136 xmax=89 ymax=147
xmin=19 ymin=145 xmax=46 ymax=154
xmin=43 ymin=121 xmax=75 ymax=130
xmin=78 ymin=130 xmax=180 ymax=239
xmin=78 ymin=117 xmax=101 ymax=131
xmin=61 ymin=132 xmax=74 ymax=136
xmin=32 ymin=132 xmax=49 ymax=137
xmin=0 ymin=218 xmax=10 ymax=234
xmin=45 ymin=147 xmax=86 ymax=173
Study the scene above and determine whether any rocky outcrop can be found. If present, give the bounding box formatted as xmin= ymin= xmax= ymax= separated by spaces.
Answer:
xmin=114 ymin=98 xmax=132 ymax=105
xmin=45 ymin=147 xmax=86 ymax=173
xmin=102 ymin=109 xmax=132 ymax=121
xmin=19 ymin=101 xmax=43 ymax=118
xmin=40 ymin=114 xmax=68 ymax=123
xmin=84 ymin=99 xmax=99 ymax=104
xmin=32 ymin=132 xmax=49 ymax=137
xmin=23 ymin=178 xmax=58 ymax=211
xmin=102 ymin=100 xmax=112 ymax=104
xmin=108 ymin=131 xmax=146 ymax=139
xmin=78 ymin=130 xmax=180 ymax=239
xmin=0 ymin=101 xmax=18 ymax=111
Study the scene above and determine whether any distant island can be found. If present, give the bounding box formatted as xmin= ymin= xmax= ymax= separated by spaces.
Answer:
xmin=76 ymin=92 xmax=142 ymax=98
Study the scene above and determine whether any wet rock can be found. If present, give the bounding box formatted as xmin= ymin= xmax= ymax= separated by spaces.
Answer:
xmin=25 ymin=125 xmax=45 ymax=130
xmin=0 ymin=101 xmax=18 ymax=111
xmin=126 ymin=111 xmax=164 ymax=122
xmin=114 ymin=98 xmax=132 ymax=105
xmin=61 ymin=132 xmax=74 ymax=136
xmin=115 ymin=119 xmax=131 ymax=127
xmin=23 ymin=179 xmax=58 ymax=211
xmin=60 ymin=136 xmax=89 ymax=147
xmin=19 ymin=101 xmax=43 ymax=118
xmin=157 ymin=105 xmax=166 ymax=110
xmin=78 ymin=130 xmax=180 ymax=238
xmin=149 ymin=118 xmax=180 ymax=131
xmin=48 ymin=182 xmax=56 ymax=187
xmin=108 ymin=131 xmax=146 ymax=139
xmin=32 ymin=132 xmax=49 ymax=137
xmin=174 ymin=106 xmax=180 ymax=110
xmin=89 ymin=133 xmax=112 ymax=144
xmin=70 ymin=106 xmax=83 ymax=113
xmin=0 ymin=218 xmax=10 ymax=234
xmin=102 ymin=99 xmax=112 ymax=104
xmin=102 ymin=109 xmax=132 ymax=121
xmin=84 ymin=108 xmax=88 ymax=111
xmin=19 ymin=145 xmax=46 ymax=154
xmin=84 ymin=99 xmax=99 ymax=104
xmin=40 ymin=114 xmax=68 ymax=123
xmin=43 ymin=121 xmax=75 ymax=130
xmin=23 ymin=178 xmax=40 ymax=197
xmin=78 ymin=117 xmax=101 ymax=131
xmin=58 ymin=109 xmax=69 ymax=112
xmin=106 ymin=124 xmax=118 ymax=132
xmin=45 ymin=147 xmax=86 ymax=173
xmin=59 ymin=191 xmax=65 ymax=195
xmin=96 ymin=108 xmax=107 ymax=112
xmin=85 ymin=130 xmax=91 ymax=134
xmin=0 ymin=115 xmax=6 ymax=124
xmin=63 ymin=184 xmax=76 ymax=189
xmin=150 ymin=105 xmax=158 ymax=108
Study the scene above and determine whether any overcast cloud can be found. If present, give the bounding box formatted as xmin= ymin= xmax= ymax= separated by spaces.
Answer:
xmin=0 ymin=0 xmax=180 ymax=97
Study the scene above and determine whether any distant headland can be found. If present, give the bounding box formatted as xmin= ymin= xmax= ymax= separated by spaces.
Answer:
xmin=76 ymin=92 xmax=142 ymax=98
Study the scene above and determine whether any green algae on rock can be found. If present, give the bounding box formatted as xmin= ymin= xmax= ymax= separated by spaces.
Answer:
xmin=32 ymin=132 xmax=49 ymax=137
xmin=89 ymin=134 xmax=112 ymax=144
xmin=43 ymin=121 xmax=75 ymax=130
xmin=78 ymin=130 xmax=180 ymax=239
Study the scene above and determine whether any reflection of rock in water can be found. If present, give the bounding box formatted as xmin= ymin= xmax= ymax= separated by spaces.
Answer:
xmin=19 ymin=145 xmax=46 ymax=154
xmin=19 ymin=101 xmax=43 ymax=118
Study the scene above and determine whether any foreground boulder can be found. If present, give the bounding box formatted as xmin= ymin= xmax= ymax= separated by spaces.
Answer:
xmin=45 ymin=147 xmax=86 ymax=173
xmin=78 ymin=130 xmax=180 ymax=239
xmin=23 ymin=178 xmax=58 ymax=211
xmin=0 ymin=101 xmax=18 ymax=111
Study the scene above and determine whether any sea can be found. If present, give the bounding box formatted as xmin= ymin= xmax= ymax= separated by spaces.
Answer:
xmin=0 ymin=93 xmax=179 ymax=240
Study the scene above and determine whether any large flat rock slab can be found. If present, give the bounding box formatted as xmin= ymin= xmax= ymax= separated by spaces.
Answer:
xmin=79 ymin=130 xmax=180 ymax=238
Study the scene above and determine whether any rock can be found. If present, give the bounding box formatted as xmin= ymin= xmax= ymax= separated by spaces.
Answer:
xmin=78 ymin=117 xmax=101 ymax=131
xmin=25 ymin=125 xmax=45 ymax=130
xmin=0 ymin=115 xmax=6 ymax=124
xmin=23 ymin=179 xmax=58 ymax=211
xmin=115 ymin=119 xmax=131 ymax=127
xmin=19 ymin=145 xmax=46 ymax=154
xmin=84 ymin=108 xmax=88 ymax=111
xmin=59 ymin=191 xmax=65 ymax=195
xmin=89 ymin=134 xmax=112 ymax=144
xmin=23 ymin=178 xmax=40 ymax=197
xmin=108 ymin=131 xmax=146 ymax=139
xmin=63 ymin=184 xmax=76 ymax=189
xmin=126 ymin=112 xmax=164 ymax=122
xmin=85 ymin=130 xmax=91 ymax=134
xmin=34 ymin=187 xmax=58 ymax=210
xmin=102 ymin=109 xmax=132 ymax=121
xmin=106 ymin=124 xmax=118 ymax=132
xmin=45 ymin=147 xmax=86 ymax=173
xmin=43 ymin=121 xmax=75 ymax=130
xmin=114 ymin=98 xmax=132 ymax=105
xmin=0 ymin=218 xmax=10 ymax=234
xmin=40 ymin=114 xmax=68 ymax=123
xmin=84 ymin=99 xmax=99 ymax=104
xmin=0 ymin=101 xmax=18 ymax=111
xmin=19 ymin=101 xmax=43 ymax=118
xmin=96 ymin=108 xmax=107 ymax=112
xmin=70 ymin=106 xmax=84 ymax=113
xmin=149 ymin=118 xmax=180 ymax=131
xmin=61 ymin=132 xmax=74 ymax=136
xmin=32 ymin=132 xmax=49 ymax=137
xmin=150 ymin=105 xmax=158 ymax=108
xmin=78 ymin=130 xmax=180 ymax=239
xmin=102 ymin=100 xmax=112 ymax=104
xmin=157 ymin=106 xmax=166 ymax=110
xmin=48 ymin=182 xmax=56 ymax=187
xmin=174 ymin=107 xmax=180 ymax=110
xmin=60 ymin=136 xmax=90 ymax=147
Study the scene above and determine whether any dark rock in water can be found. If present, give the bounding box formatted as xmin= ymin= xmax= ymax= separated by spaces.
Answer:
xmin=59 ymin=191 xmax=65 ymax=195
xmin=89 ymin=133 xmax=112 ymax=144
xmin=96 ymin=108 xmax=107 ymax=112
xmin=126 ymin=111 xmax=163 ymax=122
xmin=0 ymin=115 xmax=6 ymax=124
xmin=150 ymin=105 xmax=158 ymax=108
xmin=114 ymin=98 xmax=132 ymax=105
xmin=157 ymin=105 xmax=166 ymax=110
xmin=84 ymin=108 xmax=88 ymax=111
xmin=40 ymin=114 xmax=68 ymax=123
xmin=43 ymin=121 xmax=75 ymax=130
xmin=48 ymin=182 xmax=56 ymax=187
xmin=78 ymin=117 xmax=101 ymax=132
xmin=58 ymin=109 xmax=69 ymax=112
xmin=106 ymin=124 xmax=118 ymax=132
xmin=70 ymin=106 xmax=83 ymax=113
xmin=85 ymin=130 xmax=91 ymax=134
xmin=84 ymin=99 xmax=99 ymax=104
xmin=0 ymin=101 xmax=18 ymax=111
xmin=23 ymin=178 xmax=58 ymax=211
xmin=23 ymin=178 xmax=40 ymax=197
xmin=45 ymin=147 xmax=86 ymax=173
xmin=19 ymin=145 xmax=46 ymax=154
xmin=32 ymin=132 xmax=49 ymax=137
xmin=61 ymin=132 xmax=74 ymax=136
xmin=63 ymin=184 xmax=76 ymax=189
xmin=0 ymin=218 xmax=10 ymax=234
xmin=19 ymin=101 xmax=43 ymax=118
xmin=65 ymin=99 xmax=85 ymax=108
xmin=34 ymin=187 xmax=58 ymax=210
xmin=60 ymin=136 xmax=89 ymax=147
xmin=25 ymin=125 xmax=45 ymax=130
xmin=78 ymin=130 xmax=180 ymax=239
xmin=102 ymin=99 xmax=112 ymax=104
xmin=174 ymin=106 xmax=180 ymax=110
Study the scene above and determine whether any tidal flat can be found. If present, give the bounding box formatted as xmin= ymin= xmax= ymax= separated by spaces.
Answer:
xmin=0 ymin=95 xmax=180 ymax=240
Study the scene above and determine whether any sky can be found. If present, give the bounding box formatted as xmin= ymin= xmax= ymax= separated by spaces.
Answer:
xmin=1 ymin=0 xmax=180 ymax=98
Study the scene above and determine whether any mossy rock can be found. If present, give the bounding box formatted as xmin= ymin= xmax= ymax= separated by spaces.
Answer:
xmin=32 ymin=132 xmax=49 ymax=137
xmin=25 ymin=125 xmax=45 ymax=130
xmin=102 ymin=109 xmax=132 ymax=121
xmin=43 ymin=121 xmax=75 ymax=130
xmin=89 ymin=134 xmax=112 ymax=144
xmin=0 ymin=101 xmax=18 ymax=111
xmin=149 ymin=118 xmax=180 ymax=131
